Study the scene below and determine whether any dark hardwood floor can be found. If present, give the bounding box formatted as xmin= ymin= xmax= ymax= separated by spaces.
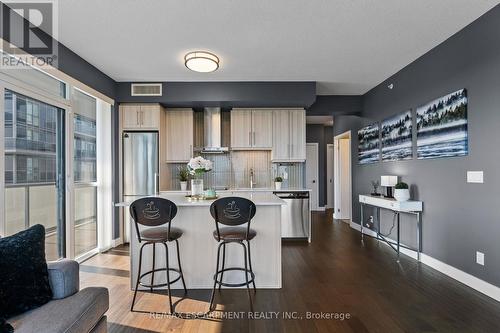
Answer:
xmin=81 ymin=211 xmax=500 ymax=332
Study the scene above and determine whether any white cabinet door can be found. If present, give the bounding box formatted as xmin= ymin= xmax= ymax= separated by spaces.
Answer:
xmin=251 ymin=110 xmax=273 ymax=148
xmin=165 ymin=109 xmax=193 ymax=162
xmin=272 ymin=110 xmax=290 ymax=160
xmin=139 ymin=104 xmax=161 ymax=129
xmin=231 ymin=109 xmax=253 ymax=149
xmin=121 ymin=105 xmax=141 ymax=129
xmin=289 ymin=109 xmax=306 ymax=161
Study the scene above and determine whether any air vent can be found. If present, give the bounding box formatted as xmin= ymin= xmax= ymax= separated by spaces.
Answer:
xmin=131 ymin=83 xmax=162 ymax=96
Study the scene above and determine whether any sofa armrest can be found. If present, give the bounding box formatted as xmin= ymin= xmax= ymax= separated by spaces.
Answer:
xmin=47 ymin=259 xmax=80 ymax=299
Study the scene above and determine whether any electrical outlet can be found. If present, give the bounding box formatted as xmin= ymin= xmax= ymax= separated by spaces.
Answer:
xmin=476 ymin=251 xmax=485 ymax=266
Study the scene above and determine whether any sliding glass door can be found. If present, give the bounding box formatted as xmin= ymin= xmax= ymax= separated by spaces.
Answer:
xmin=4 ymin=89 xmax=66 ymax=260
xmin=73 ymin=89 xmax=98 ymax=257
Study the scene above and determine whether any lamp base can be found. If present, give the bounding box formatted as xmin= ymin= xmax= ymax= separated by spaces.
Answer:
xmin=384 ymin=187 xmax=393 ymax=198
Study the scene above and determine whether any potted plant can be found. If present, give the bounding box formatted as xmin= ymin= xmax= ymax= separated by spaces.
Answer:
xmin=187 ymin=156 xmax=213 ymax=196
xmin=394 ymin=182 xmax=410 ymax=201
xmin=178 ymin=166 xmax=190 ymax=191
xmin=275 ymin=176 xmax=283 ymax=190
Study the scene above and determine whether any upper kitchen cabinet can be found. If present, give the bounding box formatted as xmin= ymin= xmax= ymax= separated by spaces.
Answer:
xmin=165 ymin=109 xmax=194 ymax=163
xmin=231 ymin=109 xmax=272 ymax=149
xmin=272 ymin=109 xmax=306 ymax=162
xmin=120 ymin=104 xmax=161 ymax=130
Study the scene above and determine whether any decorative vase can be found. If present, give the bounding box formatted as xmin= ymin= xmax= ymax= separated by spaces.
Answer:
xmin=191 ymin=178 xmax=204 ymax=196
xmin=180 ymin=181 xmax=187 ymax=191
xmin=275 ymin=182 xmax=282 ymax=190
xmin=394 ymin=189 xmax=410 ymax=202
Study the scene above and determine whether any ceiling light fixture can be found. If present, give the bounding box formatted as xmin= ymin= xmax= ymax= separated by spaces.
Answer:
xmin=184 ymin=51 xmax=219 ymax=73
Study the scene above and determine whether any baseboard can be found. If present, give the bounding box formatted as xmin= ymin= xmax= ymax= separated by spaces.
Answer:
xmin=314 ymin=206 xmax=326 ymax=211
xmin=349 ymin=221 xmax=500 ymax=303
xmin=111 ymin=238 xmax=123 ymax=248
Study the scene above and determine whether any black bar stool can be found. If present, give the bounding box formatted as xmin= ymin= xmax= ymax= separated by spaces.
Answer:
xmin=129 ymin=197 xmax=187 ymax=314
xmin=209 ymin=197 xmax=257 ymax=311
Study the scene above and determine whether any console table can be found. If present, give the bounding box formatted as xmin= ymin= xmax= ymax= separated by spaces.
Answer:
xmin=359 ymin=195 xmax=423 ymax=261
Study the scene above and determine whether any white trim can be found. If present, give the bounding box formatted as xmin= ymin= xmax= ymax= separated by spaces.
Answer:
xmin=333 ymin=130 xmax=352 ymax=220
xmin=314 ymin=206 xmax=326 ymax=212
xmin=349 ymin=221 xmax=500 ymax=303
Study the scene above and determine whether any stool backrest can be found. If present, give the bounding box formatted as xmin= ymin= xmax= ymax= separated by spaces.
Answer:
xmin=129 ymin=197 xmax=177 ymax=242
xmin=210 ymin=197 xmax=256 ymax=241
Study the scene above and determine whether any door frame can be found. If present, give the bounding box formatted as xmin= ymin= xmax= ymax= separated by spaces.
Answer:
xmin=326 ymin=143 xmax=334 ymax=209
xmin=333 ymin=131 xmax=352 ymax=222
xmin=306 ymin=142 xmax=320 ymax=211
xmin=0 ymin=74 xmax=74 ymax=259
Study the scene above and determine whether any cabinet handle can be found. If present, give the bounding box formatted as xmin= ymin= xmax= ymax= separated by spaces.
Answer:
xmin=140 ymin=111 xmax=144 ymax=125
xmin=249 ymin=132 xmax=251 ymax=146
xmin=136 ymin=111 xmax=139 ymax=125
xmin=253 ymin=132 xmax=256 ymax=146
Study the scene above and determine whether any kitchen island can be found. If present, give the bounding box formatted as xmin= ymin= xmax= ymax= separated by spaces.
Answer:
xmin=117 ymin=191 xmax=285 ymax=290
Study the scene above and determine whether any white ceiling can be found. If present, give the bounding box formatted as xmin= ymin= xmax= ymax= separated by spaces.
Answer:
xmin=53 ymin=0 xmax=498 ymax=95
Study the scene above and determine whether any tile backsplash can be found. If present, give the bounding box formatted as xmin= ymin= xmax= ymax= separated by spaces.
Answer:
xmin=162 ymin=151 xmax=304 ymax=190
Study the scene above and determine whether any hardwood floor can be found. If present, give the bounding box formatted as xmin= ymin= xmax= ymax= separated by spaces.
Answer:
xmin=80 ymin=211 xmax=500 ymax=332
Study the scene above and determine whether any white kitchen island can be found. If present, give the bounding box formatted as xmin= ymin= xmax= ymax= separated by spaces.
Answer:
xmin=116 ymin=191 xmax=285 ymax=290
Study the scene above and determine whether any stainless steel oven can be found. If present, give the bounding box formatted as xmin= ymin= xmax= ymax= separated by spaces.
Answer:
xmin=274 ymin=191 xmax=310 ymax=239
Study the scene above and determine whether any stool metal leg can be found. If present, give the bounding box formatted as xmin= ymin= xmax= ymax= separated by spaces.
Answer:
xmin=150 ymin=243 xmax=156 ymax=292
xmin=239 ymin=241 xmax=252 ymax=308
xmin=209 ymin=242 xmax=223 ymax=311
xmin=162 ymin=242 xmax=173 ymax=314
xmin=131 ymin=242 xmax=146 ymax=311
xmin=175 ymin=239 xmax=187 ymax=293
xmin=246 ymin=240 xmax=256 ymax=291
xmin=218 ymin=243 xmax=226 ymax=291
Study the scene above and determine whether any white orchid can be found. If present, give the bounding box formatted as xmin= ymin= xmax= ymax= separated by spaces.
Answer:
xmin=187 ymin=156 xmax=213 ymax=176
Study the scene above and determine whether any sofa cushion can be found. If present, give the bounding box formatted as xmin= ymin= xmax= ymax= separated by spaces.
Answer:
xmin=0 ymin=224 xmax=52 ymax=318
xmin=9 ymin=287 xmax=109 ymax=333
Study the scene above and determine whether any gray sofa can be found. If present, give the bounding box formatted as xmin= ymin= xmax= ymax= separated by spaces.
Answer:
xmin=9 ymin=259 xmax=109 ymax=333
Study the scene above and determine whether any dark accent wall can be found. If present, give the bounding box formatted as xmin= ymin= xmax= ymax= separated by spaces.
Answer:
xmin=116 ymin=82 xmax=316 ymax=108
xmin=307 ymin=95 xmax=363 ymax=116
xmin=0 ymin=3 xmax=116 ymax=98
xmin=306 ymin=124 xmax=333 ymax=207
xmin=346 ymin=5 xmax=500 ymax=287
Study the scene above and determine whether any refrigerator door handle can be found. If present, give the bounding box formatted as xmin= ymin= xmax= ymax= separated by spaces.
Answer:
xmin=154 ymin=172 xmax=159 ymax=195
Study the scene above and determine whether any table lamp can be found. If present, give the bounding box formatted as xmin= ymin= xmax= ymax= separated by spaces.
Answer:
xmin=381 ymin=175 xmax=398 ymax=198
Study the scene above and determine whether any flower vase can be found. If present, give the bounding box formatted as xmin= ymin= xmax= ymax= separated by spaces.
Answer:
xmin=191 ymin=178 xmax=204 ymax=196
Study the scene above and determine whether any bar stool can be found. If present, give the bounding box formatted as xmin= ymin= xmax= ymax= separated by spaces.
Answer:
xmin=129 ymin=197 xmax=187 ymax=314
xmin=209 ymin=197 xmax=257 ymax=311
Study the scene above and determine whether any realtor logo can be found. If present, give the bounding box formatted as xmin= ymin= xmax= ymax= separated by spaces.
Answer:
xmin=0 ymin=0 xmax=58 ymax=68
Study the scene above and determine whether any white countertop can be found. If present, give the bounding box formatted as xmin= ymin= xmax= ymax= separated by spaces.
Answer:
xmin=158 ymin=188 xmax=312 ymax=194
xmin=116 ymin=191 xmax=286 ymax=207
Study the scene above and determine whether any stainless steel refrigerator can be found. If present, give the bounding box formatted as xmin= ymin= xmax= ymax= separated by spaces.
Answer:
xmin=122 ymin=131 xmax=159 ymax=242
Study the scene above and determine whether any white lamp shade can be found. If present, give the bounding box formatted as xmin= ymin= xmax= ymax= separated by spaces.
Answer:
xmin=381 ymin=175 xmax=398 ymax=187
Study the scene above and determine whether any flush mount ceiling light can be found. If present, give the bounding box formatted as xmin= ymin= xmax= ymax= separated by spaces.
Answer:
xmin=184 ymin=51 xmax=219 ymax=73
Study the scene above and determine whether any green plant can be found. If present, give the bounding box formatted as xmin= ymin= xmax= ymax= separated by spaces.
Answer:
xmin=178 ymin=167 xmax=190 ymax=182
xmin=395 ymin=182 xmax=408 ymax=189
xmin=275 ymin=176 xmax=283 ymax=182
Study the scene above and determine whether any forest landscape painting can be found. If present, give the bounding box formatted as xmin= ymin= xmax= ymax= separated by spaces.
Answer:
xmin=416 ymin=89 xmax=468 ymax=159
xmin=381 ymin=110 xmax=413 ymax=161
xmin=358 ymin=123 xmax=380 ymax=164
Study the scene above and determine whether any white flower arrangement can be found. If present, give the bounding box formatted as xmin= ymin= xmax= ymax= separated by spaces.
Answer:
xmin=187 ymin=156 xmax=213 ymax=177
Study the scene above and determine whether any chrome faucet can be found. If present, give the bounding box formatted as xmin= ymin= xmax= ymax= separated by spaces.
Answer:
xmin=249 ymin=168 xmax=257 ymax=189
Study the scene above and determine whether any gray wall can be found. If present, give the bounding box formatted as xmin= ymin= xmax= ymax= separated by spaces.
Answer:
xmin=116 ymin=81 xmax=316 ymax=108
xmin=348 ymin=5 xmax=500 ymax=287
xmin=306 ymin=124 xmax=333 ymax=207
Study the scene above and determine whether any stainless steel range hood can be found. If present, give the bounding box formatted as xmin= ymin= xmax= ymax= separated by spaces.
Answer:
xmin=202 ymin=107 xmax=229 ymax=153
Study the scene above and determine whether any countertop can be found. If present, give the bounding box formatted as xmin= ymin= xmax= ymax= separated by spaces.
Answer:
xmin=158 ymin=188 xmax=312 ymax=194
xmin=116 ymin=191 xmax=286 ymax=207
